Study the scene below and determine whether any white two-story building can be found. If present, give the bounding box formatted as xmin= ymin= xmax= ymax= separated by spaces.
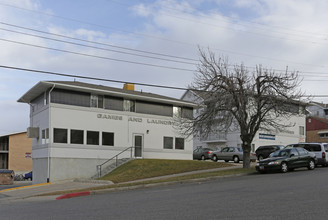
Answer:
xmin=182 ymin=90 xmax=306 ymax=152
xmin=18 ymin=81 xmax=195 ymax=184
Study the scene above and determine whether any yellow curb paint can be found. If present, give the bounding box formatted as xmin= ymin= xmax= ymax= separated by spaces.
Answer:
xmin=0 ymin=182 xmax=52 ymax=193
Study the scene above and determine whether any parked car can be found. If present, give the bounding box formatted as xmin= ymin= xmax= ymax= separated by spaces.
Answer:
xmin=286 ymin=143 xmax=328 ymax=167
xmin=256 ymin=147 xmax=317 ymax=173
xmin=24 ymin=171 xmax=32 ymax=181
xmin=211 ymin=146 xmax=256 ymax=163
xmin=255 ymin=145 xmax=285 ymax=161
xmin=193 ymin=148 xmax=213 ymax=160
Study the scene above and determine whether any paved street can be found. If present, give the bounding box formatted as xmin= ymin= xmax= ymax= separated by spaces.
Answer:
xmin=1 ymin=167 xmax=328 ymax=219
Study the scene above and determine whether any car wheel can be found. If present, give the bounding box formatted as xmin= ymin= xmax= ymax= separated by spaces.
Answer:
xmin=281 ymin=162 xmax=288 ymax=173
xmin=258 ymin=155 xmax=264 ymax=161
xmin=212 ymin=155 xmax=218 ymax=162
xmin=201 ymin=155 xmax=205 ymax=160
xmin=233 ymin=156 xmax=240 ymax=163
xmin=308 ymin=160 xmax=315 ymax=170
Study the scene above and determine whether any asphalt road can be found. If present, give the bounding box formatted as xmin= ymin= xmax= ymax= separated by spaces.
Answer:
xmin=2 ymin=167 xmax=328 ymax=220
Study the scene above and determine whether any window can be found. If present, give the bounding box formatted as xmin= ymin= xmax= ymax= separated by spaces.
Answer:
xmin=54 ymin=128 xmax=68 ymax=143
xmin=98 ymin=95 xmax=104 ymax=108
xmin=222 ymin=147 xmax=229 ymax=152
xmin=124 ymin=100 xmax=135 ymax=112
xmin=102 ymin=132 xmax=114 ymax=146
xmin=163 ymin=137 xmax=173 ymax=149
xmin=181 ymin=107 xmax=193 ymax=119
xmin=71 ymin=129 xmax=84 ymax=144
xmin=42 ymin=128 xmax=49 ymax=144
xmin=175 ymin=138 xmax=184 ymax=150
xmin=290 ymin=148 xmax=299 ymax=156
xmin=299 ymin=126 xmax=305 ymax=136
xmin=90 ymin=95 xmax=98 ymax=108
xmin=297 ymin=148 xmax=307 ymax=156
xmin=87 ymin=131 xmax=99 ymax=145
xmin=173 ymin=106 xmax=182 ymax=118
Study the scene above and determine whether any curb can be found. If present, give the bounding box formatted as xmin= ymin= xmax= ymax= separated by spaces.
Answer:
xmin=0 ymin=182 xmax=51 ymax=193
xmin=56 ymin=191 xmax=90 ymax=200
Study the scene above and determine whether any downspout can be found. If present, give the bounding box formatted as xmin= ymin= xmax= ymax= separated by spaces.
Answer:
xmin=47 ymin=84 xmax=55 ymax=183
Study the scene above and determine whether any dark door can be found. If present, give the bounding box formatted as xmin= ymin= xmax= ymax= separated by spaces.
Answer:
xmin=134 ymin=134 xmax=143 ymax=157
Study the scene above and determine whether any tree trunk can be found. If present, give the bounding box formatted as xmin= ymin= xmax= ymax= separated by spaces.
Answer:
xmin=242 ymin=143 xmax=251 ymax=169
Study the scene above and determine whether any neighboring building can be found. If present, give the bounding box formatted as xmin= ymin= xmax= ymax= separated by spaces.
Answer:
xmin=18 ymin=81 xmax=195 ymax=184
xmin=0 ymin=132 xmax=32 ymax=174
xmin=181 ymin=90 xmax=306 ymax=152
xmin=307 ymin=102 xmax=328 ymax=119
xmin=306 ymin=116 xmax=328 ymax=142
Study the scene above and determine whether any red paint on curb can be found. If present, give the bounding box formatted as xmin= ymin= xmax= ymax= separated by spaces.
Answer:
xmin=56 ymin=191 xmax=90 ymax=200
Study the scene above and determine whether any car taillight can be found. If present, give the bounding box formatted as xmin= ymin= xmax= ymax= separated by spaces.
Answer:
xmin=207 ymin=151 xmax=212 ymax=154
xmin=323 ymin=152 xmax=326 ymax=159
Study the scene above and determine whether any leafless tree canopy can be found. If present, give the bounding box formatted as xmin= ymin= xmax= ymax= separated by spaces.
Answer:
xmin=186 ymin=49 xmax=304 ymax=168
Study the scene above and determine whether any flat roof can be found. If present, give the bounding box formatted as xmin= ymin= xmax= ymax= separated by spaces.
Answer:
xmin=0 ymin=131 xmax=26 ymax=138
xmin=18 ymin=81 xmax=197 ymax=108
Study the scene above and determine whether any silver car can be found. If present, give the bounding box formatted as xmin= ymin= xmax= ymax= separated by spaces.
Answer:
xmin=211 ymin=146 xmax=256 ymax=163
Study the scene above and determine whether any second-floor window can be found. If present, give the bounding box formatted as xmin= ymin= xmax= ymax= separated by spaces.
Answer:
xmin=124 ymin=100 xmax=135 ymax=112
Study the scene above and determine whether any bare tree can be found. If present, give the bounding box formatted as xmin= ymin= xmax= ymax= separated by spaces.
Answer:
xmin=188 ymin=49 xmax=304 ymax=168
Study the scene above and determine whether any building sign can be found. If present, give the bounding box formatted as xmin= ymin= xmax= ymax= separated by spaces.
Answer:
xmin=97 ymin=114 xmax=123 ymax=120
xmin=97 ymin=114 xmax=174 ymax=126
xmin=259 ymin=133 xmax=275 ymax=140
xmin=25 ymin=152 xmax=32 ymax=158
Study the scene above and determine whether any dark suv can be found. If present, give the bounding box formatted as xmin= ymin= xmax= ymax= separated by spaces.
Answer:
xmin=255 ymin=145 xmax=285 ymax=161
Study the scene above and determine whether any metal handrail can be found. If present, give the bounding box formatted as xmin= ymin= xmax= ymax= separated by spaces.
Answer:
xmin=97 ymin=146 xmax=134 ymax=178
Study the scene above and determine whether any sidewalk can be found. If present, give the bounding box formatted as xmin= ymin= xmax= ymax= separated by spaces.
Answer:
xmin=0 ymin=163 xmax=245 ymax=202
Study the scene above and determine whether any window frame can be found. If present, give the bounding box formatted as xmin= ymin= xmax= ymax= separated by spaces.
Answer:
xmin=53 ymin=128 xmax=68 ymax=144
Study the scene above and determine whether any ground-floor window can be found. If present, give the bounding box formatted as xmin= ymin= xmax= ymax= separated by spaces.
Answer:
xmin=87 ymin=131 xmax=99 ymax=145
xmin=163 ymin=137 xmax=184 ymax=150
xmin=71 ymin=129 xmax=84 ymax=144
xmin=102 ymin=132 xmax=114 ymax=146
xmin=54 ymin=128 xmax=67 ymax=143
xmin=175 ymin=138 xmax=185 ymax=150
xmin=163 ymin=137 xmax=173 ymax=149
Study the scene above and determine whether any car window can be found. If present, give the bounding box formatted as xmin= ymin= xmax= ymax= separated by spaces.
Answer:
xmin=237 ymin=148 xmax=243 ymax=152
xmin=222 ymin=147 xmax=229 ymax=152
xmin=290 ymin=148 xmax=299 ymax=156
xmin=272 ymin=149 xmax=290 ymax=157
xmin=297 ymin=148 xmax=307 ymax=156
xmin=229 ymin=148 xmax=235 ymax=152
xmin=306 ymin=144 xmax=321 ymax=152
xmin=324 ymin=145 xmax=328 ymax=152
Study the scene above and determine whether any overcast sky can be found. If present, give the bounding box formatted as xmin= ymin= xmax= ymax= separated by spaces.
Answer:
xmin=1 ymin=0 xmax=328 ymax=135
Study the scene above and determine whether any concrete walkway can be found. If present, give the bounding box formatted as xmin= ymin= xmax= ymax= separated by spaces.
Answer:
xmin=0 ymin=163 xmax=246 ymax=202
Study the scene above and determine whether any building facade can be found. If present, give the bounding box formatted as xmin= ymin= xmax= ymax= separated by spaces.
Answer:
xmin=181 ymin=90 xmax=306 ymax=152
xmin=18 ymin=81 xmax=195 ymax=184
xmin=307 ymin=102 xmax=328 ymax=119
xmin=306 ymin=116 xmax=328 ymax=142
xmin=0 ymin=132 xmax=32 ymax=174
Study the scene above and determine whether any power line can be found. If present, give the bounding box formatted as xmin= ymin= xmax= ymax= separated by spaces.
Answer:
xmin=111 ymin=0 xmax=328 ymax=39
xmin=0 ymin=64 xmax=189 ymax=90
xmin=1 ymin=2 xmax=328 ymax=68
xmin=0 ymin=22 xmax=198 ymax=62
xmin=0 ymin=27 xmax=197 ymax=65
xmin=110 ymin=0 xmax=328 ymax=44
xmin=0 ymin=38 xmax=195 ymax=72
xmin=0 ymin=64 xmax=328 ymax=98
